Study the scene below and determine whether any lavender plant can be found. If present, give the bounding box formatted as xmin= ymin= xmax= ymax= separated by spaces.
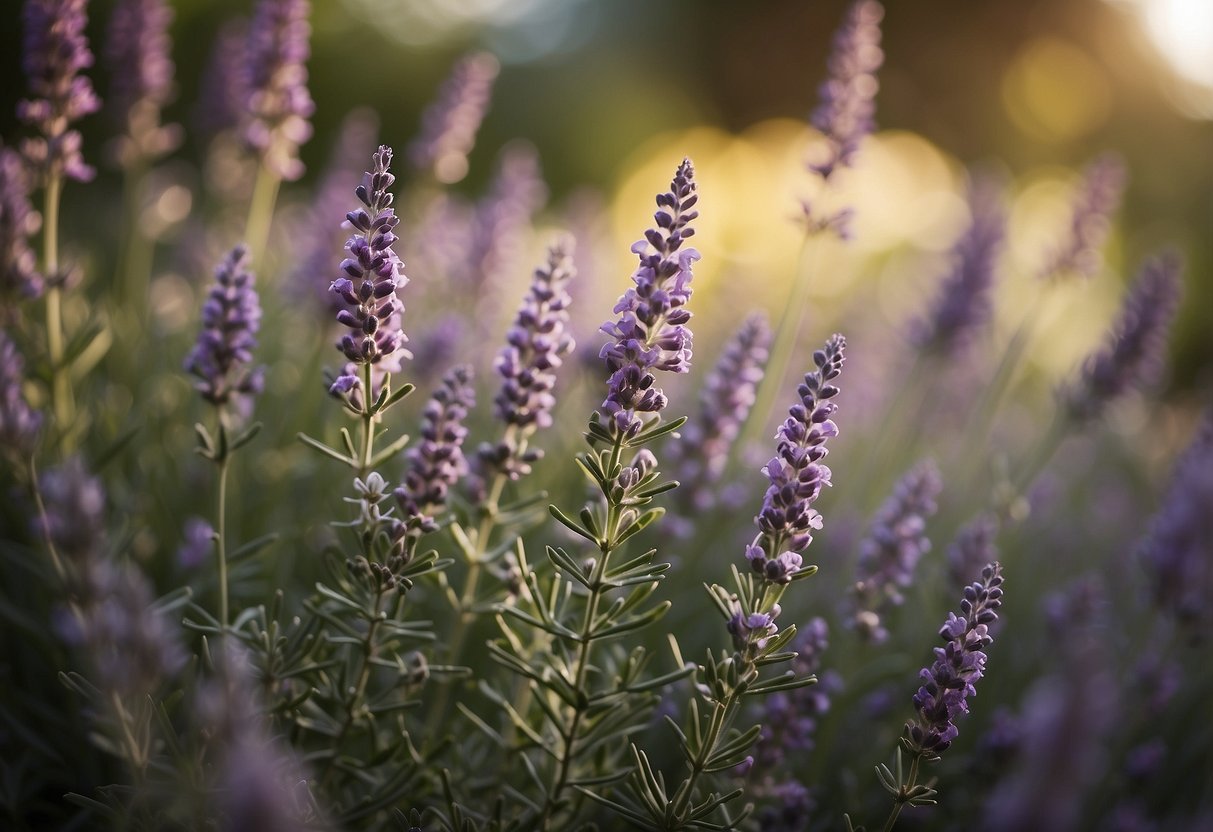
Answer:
xmin=407 ymin=52 xmax=500 ymax=185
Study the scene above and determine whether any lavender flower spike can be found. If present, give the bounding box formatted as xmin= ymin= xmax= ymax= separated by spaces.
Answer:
xmin=0 ymin=331 xmax=43 ymax=459
xmin=904 ymin=561 xmax=1004 ymax=757
xmin=479 ymin=239 xmax=576 ymax=480
xmin=243 ymin=0 xmax=314 ymax=181
xmin=329 ymin=145 xmax=410 ymax=396
xmin=19 ymin=0 xmax=102 ymax=182
xmin=600 ymin=159 xmax=700 ymax=436
xmin=912 ymin=176 xmax=1007 ymax=355
xmin=850 ymin=460 xmax=943 ymax=643
xmin=185 ymin=245 xmax=265 ymax=409
xmin=809 ymin=0 xmax=884 ymax=181
xmin=104 ymin=0 xmax=182 ymax=167
xmin=670 ymin=313 xmax=771 ymax=510
xmin=1063 ymin=252 xmax=1182 ymax=424
xmin=395 ymin=365 xmax=475 ymax=537
xmin=1138 ymin=412 xmax=1213 ymax=634
xmin=408 ymin=52 xmax=500 ymax=184
xmin=0 ymin=145 xmax=44 ymax=303
xmin=1040 ymin=153 xmax=1126 ymax=281
xmin=746 ymin=334 xmax=846 ymax=584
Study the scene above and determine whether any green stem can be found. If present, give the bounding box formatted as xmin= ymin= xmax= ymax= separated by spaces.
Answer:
xmin=359 ymin=363 xmax=376 ymax=476
xmin=670 ymin=689 xmax=743 ymax=824
xmin=321 ymin=586 xmax=387 ymax=787
xmin=244 ymin=164 xmax=281 ymax=269
xmin=880 ymin=753 xmax=922 ymax=832
xmin=43 ymin=173 xmax=75 ymax=448
xmin=215 ymin=443 xmax=231 ymax=636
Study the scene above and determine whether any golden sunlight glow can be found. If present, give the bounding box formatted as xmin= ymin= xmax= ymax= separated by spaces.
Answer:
xmin=1001 ymin=38 xmax=1111 ymax=142
xmin=1107 ymin=0 xmax=1213 ymax=118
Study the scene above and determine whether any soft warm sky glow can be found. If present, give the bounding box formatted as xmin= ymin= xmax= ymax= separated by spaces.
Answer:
xmin=1109 ymin=0 xmax=1213 ymax=118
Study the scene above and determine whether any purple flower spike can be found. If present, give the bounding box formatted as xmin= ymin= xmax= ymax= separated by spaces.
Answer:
xmin=670 ymin=313 xmax=771 ymax=512
xmin=329 ymin=145 xmax=410 ymax=396
xmin=757 ymin=618 xmax=838 ymax=769
xmin=1040 ymin=153 xmax=1126 ymax=281
xmin=0 ymin=331 xmax=43 ymax=458
xmin=1063 ymin=252 xmax=1182 ymax=424
xmin=747 ymin=334 xmax=846 ymax=583
xmin=408 ymin=52 xmax=500 ymax=184
xmin=19 ymin=0 xmax=102 ymax=182
xmin=904 ymin=561 xmax=1004 ymax=758
xmin=394 ymin=365 xmax=475 ymax=537
xmin=0 ymin=145 xmax=44 ymax=303
xmin=104 ymin=0 xmax=182 ymax=167
xmin=850 ymin=460 xmax=942 ymax=643
xmin=600 ymin=159 xmax=700 ymax=436
xmin=184 ymin=245 xmax=265 ymax=409
xmin=243 ymin=0 xmax=314 ymax=181
xmin=809 ymin=0 xmax=884 ymax=181
xmin=912 ymin=176 xmax=1007 ymax=355
xmin=1138 ymin=412 xmax=1213 ymax=635
xmin=478 ymin=239 xmax=576 ymax=481
xmin=194 ymin=20 xmax=248 ymax=139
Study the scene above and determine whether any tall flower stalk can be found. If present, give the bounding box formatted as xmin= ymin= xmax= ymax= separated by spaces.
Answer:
xmin=20 ymin=0 xmax=102 ymax=446
xmin=185 ymin=244 xmax=264 ymax=633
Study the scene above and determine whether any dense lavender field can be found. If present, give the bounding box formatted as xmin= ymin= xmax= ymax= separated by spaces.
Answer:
xmin=1 ymin=0 xmax=1211 ymax=830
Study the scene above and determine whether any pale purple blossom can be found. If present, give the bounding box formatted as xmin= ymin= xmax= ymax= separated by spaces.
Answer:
xmin=408 ymin=52 xmax=500 ymax=184
xmin=184 ymin=245 xmax=265 ymax=409
xmin=0 ymin=145 xmax=44 ymax=303
xmin=600 ymin=159 xmax=699 ymax=436
xmin=242 ymin=0 xmax=314 ymax=181
xmin=104 ymin=0 xmax=181 ymax=166
xmin=1040 ymin=153 xmax=1126 ymax=281
xmin=809 ymin=0 xmax=884 ymax=180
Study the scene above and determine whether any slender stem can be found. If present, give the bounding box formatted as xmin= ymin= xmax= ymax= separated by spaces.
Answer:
xmin=244 ymin=164 xmax=281 ymax=269
xmin=215 ymin=442 xmax=231 ymax=636
xmin=670 ymin=689 xmax=743 ymax=823
xmin=27 ymin=455 xmax=67 ymax=583
xmin=359 ymin=363 xmax=376 ymax=476
xmin=110 ymin=690 xmax=148 ymax=786
xmin=321 ymin=585 xmax=387 ymax=787
xmin=444 ymin=470 xmax=508 ymax=668
xmin=880 ymin=753 xmax=922 ymax=832
xmin=742 ymin=232 xmax=822 ymax=456
xmin=43 ymin=173 xmax=75 ymax=447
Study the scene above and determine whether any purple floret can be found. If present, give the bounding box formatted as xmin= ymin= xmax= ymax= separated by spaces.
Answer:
xmin=184 ymin=244 xmax=265 ymax=409
xmin=242 ymin=0 xmax=314 ymax=181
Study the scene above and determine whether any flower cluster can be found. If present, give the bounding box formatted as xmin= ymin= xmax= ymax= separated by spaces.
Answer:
xmin=407 ymin=52 xmax=500 ymax=184
xmin=600 ymin=159 xmax=699 ymax=435
xmin=329 ymin=145 xmax=409 ymax=397
xmin=0 ymin=145 xmax=43 ymax=303
xmin=670 ymin=313 xmax=771 ymax=512
xmin=1063 ymin=252 xmax=1182 ymax=423
xmin=746 ymin=334 xmax=846 ymax=583
xmin=184 ymin=244 xmax=265 ymax=410
xmin=1040 ymin=153 xmax=1126 ymax=281
xmin=0 ymin=331 xmax=43 ymax=459
xmin=757 ymin=618 xmax=835 ymax=767
xmin=850 ymin=460 xmax=943 ymax=643
xmin=19 ymin=0 xmax=102 ymax=182
xmin=242 ymin=0 xmax=314 ymax=181
xmin=904 ymin=561 xmax=1004 ymax=757
xmin=395 ymin=365 xmax=475 ymax=536
xmin=479 ymin=240 xmax=576 ymax=480
xmin=809 ymin=0 xmax=885 ymax=180
xmin=912 ymin=176 xmax=1006 ymax=355
xmin=104 ymin=0 xmax=181 ymax=166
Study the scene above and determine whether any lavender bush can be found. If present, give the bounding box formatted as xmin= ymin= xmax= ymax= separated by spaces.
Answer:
xmin=0 ymin=1 xmax=1208 ymax=831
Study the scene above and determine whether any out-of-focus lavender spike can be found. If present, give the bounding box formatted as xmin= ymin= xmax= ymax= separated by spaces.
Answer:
xmin=478 ymin=239 xmax=576 ymax=481
xmin=947 ymin=512 xmax=1000 ymax=591
xmin=19 ymin=0 xmax=102 ymax=183
xmin=408 ymin=314 xmax=466 ymax=388
xmin=0 ymin=331 xmax=43 ymax=459
xmin=242 ymin=0 xmax=314 ymax=181
xmin=199 ymin=644 xmax=324 ymax=831
xmin=756 ymin=618 xmax=838 ymax=770
xmin=194 ymin=19 xmax=248 ymax=139
xmin=329 ymin=145 xmax=410 ymax=397
xmin=177 ymin=516 xmax=215 ymax=570
xmin=850 ymin=460 xmax=942 ymax=644
xmin=669 ymin=313 xmax=770 ymax=518
xmin=1040 ymin=154 xmax=1126 ymax=281
xmin=744 ymin=334 xmax=846 ymax=584
xmin=808 ymin=0 xmax=884 ymax=181
xmin=408 ymin=52 xmax=500 ymax=184
xmin=286 ymin=108 xmax=379 ymax=314
xmin=754 ymin=780 xmax=815 ymax=832
xmin=40 ymin=457 xmax=185 ymax=698
xmin=1138 ymin=412 xmax=1213 ymax=635
xmin=466 ymin=143 xmax=548 ymax=330
xmin=600 ymin=159 xmax=700 ymax=436
xmin=912 ymin=176 xmax=1007 ymax=355
xmin=184 ymin=245 xmax=265 ymax=409
xmin=394 ymin=365 xmax=475 ymax=537
xmin=904 ymin=561 xmax=1004 ymax=757
xmin=1063 ymin=252 xmax=1182 ymax=424
xmin=104 ymin=0 xmax=182 ymax=167
xmin=984 ymin=578 xmax=1116 ymax=832
xmin=0 ymin=145 xmax=44 ymax=304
